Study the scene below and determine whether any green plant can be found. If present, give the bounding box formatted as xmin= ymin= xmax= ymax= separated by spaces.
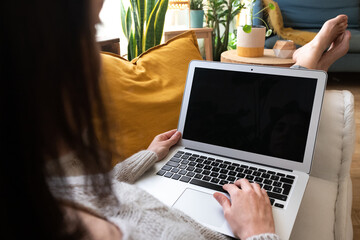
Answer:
xmin=206 ymin=0 xmax=245 ymax=61
xmin=242 ymin=0 xmax=274 ymax=37
xmin=190 ymin=0 xmax=204 ymax=10
xmin=120 ymin=0 xmax=169 ymax=60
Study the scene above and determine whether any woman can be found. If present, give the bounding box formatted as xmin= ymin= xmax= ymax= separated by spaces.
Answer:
xmin=1 ymin=0 xmax=350 ymax=239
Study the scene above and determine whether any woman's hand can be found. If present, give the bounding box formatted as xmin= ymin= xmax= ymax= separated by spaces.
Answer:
xmin=147 ymin=129 xmax=181 ymax=161
xmin=213 ymin=179 xmax=275 ymax=240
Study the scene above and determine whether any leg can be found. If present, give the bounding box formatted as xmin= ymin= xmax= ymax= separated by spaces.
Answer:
xmin=292 ymin=15 xmax=348 ymax=69
xmin=317 ymin=30 xmax=351 ymax=71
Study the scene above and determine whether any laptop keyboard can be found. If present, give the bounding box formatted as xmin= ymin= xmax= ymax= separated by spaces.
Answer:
xmin=157 ymin=150 xmax=295 ymax=209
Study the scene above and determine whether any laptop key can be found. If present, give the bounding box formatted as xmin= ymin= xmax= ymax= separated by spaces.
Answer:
xmin=171 ymin=168 xmax=179 ymax=173
xmin=287 ymin=175 xmax=296 ymax=179
xmin=237 ymin=173 xmax=245 ymax=178
xmin=195 ymin=159 xmax=204 ymax=163
xmin=228 ymin=171 xmax=236 ymax=176
xmin=195 ymin=174 xmax=203 ymax=179
xmin=179 ymin=170 xmax=187 ymax=175
xmin=202 ymin=170 xmax=211 ymax=175
xmin=267 ymin=192 xmax=288 ymax=201
xmin=181 ymin=160 xmax=189 ymax=164
xmin=274 ymin=203 xmax=284 ymax=208
xmin=212 ymin=167 xmax=220 ymax=172
xmin=280 ymin=177 xmax=294 ymax=184
xmin=262 ymin=173 xmax=271 ymax=179
xmin=211 ymin=162 xmax=219 ymax=167
xmin=180 ymin=176 xmax=191 ymax=183
xmin=210 ymin=172 xmax=219 ymax=177
xmin=273 ymin=181 xmax=282 ymax=187
xmin=269 ymin=198 xmax=275 ymax=205
xmin=211 ymin=178 xmax=220 ymax=184
xmin=172 ymin=174 xmax=181 ymax=180
xmin=192 ymin=154 xmax=199 ymax=157
xmin=186 ymin=172 xmax=195 ymax=177
xmin=179 ymin=165 xmax=187 ymax=169
xmin=196 ymin=163 xmax=204 ymax=168
xmin=282 ymin=184 xmax=292 ymax=195
xmin=264 ymin=185 xmax=272 ymax=191
xmin=188 ymin=162 xmax=196 ymax=166
xmin=227 ymin=176 xmax=236 ymax=182
xmin=186 ymin=166 xmax=195 ymax=171
xmin=220 ymin=180 xmax=229 ymax=185
xmin=166 ymin=161 xmax=179 ymax=168
xmin=202 ymin=176 xmax=211 ymax=181
xmin=164 ymin=172 xmax=173 ymax=178
xmin=190 ymin=179 xmax=226 ymax=193
xmin=244 ymin=169 xmax=253 ymax=174
xmin=161 ymin=165 xmax=172 ymax=171
xmin=204 ymin=160 xmax=212 ymax=165
xmin=249 ymin=167 xmax=257 ymax=171
xmin=204 ymin=165 xmax=212 ymax=170
xmin=245 ymin=175 xmax=254 ymax=181
xmin=273 ymin=187 xmax=282 ymax=193
xmin=253 ymin=171 xmax=262 ymax=177
xmin=263 ymin=179 xmax=273 ymax=185
xmin=157 ymin=170 xmax=166 ymax=176
xmin=219 ymin=174 xmax=227 ymax=179
xmin=254 ymin=177 xmax=263 ymax=182
xmin=194 ymin=168 xmax=202 ymax=173
xmin=270 ymin=175 xmax=280 ymax=181
xmin=220 ymin=169 xmax=228 ymax=174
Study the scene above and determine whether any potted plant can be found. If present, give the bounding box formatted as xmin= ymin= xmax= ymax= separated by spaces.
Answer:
xmin=206 ymin=0 xmax=245 ymax=61
xmin=237 ymin=0 xmax=274 ymax=57
xmin=120 ymin=0 xmax=169 ymax=60
xmin=190 ymin=0 xmax=204 ymax=28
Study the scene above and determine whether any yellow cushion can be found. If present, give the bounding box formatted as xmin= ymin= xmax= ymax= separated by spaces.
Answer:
xmin=100 ymin=31 xmax=203 ymax=165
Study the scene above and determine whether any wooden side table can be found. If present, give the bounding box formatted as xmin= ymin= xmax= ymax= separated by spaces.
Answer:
xmin=221 ymin=49 xmax=295 ymax=67
xmin=97 ymin=37 xmax=120 ymax=55
xmin=164 ymin=28 xmax=213 ymax=61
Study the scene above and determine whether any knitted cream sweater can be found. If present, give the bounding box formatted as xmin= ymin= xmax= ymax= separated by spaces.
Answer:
xmin=48 ymin=150 xmax=280 ymax=240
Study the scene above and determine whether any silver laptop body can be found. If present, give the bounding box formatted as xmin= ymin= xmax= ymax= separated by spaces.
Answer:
xmin=136 ymin=60 xmax=327 ymax=239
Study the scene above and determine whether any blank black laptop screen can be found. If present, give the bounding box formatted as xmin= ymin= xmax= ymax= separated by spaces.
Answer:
xmin=182 ymin=67 xmax=318 ymax=163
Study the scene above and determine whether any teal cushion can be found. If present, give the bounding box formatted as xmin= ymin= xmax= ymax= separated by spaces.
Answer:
xmin=272 ymin=0 xmax=359 ymax=29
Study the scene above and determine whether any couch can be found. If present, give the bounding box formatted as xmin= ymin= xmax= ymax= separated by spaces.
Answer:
xmin=253 ymin=0 xmax=360 ymax=72
xmin=99 ymin=31 xmax=355 ymax=239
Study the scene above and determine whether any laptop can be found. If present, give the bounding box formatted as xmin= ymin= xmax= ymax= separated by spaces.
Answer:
xmin=135 ymin=60 xmax=327 ymax=239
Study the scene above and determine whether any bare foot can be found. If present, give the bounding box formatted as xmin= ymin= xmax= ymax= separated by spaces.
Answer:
xmin=317 ymin=30 xmax=351 ymax=71
xmin=292 ymin=15 xmax=348 ymax=69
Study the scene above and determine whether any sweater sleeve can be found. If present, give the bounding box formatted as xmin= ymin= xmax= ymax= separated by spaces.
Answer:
xmin=112 ymin=150 xmax=158 ymax=183
xmin=246 ymin=233 xmax=280 ymax=240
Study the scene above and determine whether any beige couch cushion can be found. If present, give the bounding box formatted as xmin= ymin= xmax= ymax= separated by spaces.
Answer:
xmin=290 ymin=90 xmax=354 ymax=239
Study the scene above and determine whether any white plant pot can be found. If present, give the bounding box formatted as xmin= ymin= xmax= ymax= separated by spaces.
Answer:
xmin=237 ymin=26 xmax=266 ymax=57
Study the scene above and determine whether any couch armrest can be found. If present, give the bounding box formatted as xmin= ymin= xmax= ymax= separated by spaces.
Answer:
xmin=311 ymin=90 xmax=356 ymax=182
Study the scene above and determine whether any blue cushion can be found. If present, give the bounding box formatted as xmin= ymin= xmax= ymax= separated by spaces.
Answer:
xmin=272 ymin=0 xmax=359 ymax=29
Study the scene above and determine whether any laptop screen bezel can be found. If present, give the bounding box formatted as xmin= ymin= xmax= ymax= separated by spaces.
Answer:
xmin=177 ymin=60 xmax=327 ymax=174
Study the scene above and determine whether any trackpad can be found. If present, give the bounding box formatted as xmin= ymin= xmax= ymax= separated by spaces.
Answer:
xmin=172 ymin=188 xmax=226 ymax=227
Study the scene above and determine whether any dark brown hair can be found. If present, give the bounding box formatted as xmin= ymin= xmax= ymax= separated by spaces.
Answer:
xmin=1 ymin=1 xmax=111 ymax=239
